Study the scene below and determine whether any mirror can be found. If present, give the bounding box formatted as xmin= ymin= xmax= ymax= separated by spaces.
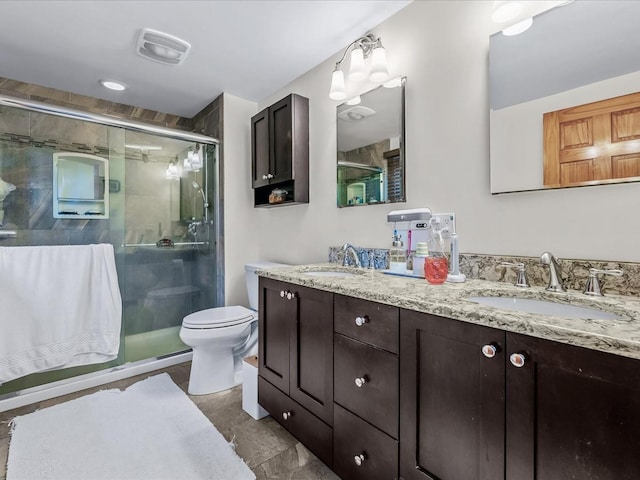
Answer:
xmin=53 ymin=152 xmax=109 ymax=218
xmin=337 ymin=77 xmax=405 ymax=207
xmin=489 ymin=1 xmax=640 ymax=193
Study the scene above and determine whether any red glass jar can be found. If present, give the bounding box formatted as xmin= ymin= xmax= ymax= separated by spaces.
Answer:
xmin=424 ymin=254 xmax=448 ymax=285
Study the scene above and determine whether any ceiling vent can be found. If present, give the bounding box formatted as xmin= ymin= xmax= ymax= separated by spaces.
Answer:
xmin=136 ymin=28 xmax=191 ymax=65
xmin=337 ymin=106 xmax=376 ymax=122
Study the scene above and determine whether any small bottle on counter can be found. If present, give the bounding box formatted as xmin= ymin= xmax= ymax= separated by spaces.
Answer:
xmin=389 ymin=231 xmax=407 ymax=272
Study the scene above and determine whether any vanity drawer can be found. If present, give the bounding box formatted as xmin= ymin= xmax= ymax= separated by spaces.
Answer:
xmin=258 ymin=377 xmax=333 ymax=467
xmin=334 ymin=333 xmax=399 ymax=437
xmin=333 ymin=404 xmax=398 ymax=480
xmin=334 ymin=294 xmax=399 ymax=354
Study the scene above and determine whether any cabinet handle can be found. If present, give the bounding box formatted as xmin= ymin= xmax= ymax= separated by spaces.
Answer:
xmin=354 ymin=316 xmax=369 ymax=327
xmin=282 ymin=411 xmax=293 ymax=420
xmin=354 ymin=453 xmax=366 ymax=467
xmin=510 ymin=353 xmax=526 ymax=368
xmin=482 ymin=344 xmax=499 ymax=358
xmin=354 ymin=376 xmax=368 ymax=388
xmin=286 ymin=291 xmax=296 ymax=300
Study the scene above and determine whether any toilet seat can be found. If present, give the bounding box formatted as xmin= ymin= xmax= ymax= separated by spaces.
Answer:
xmin=182 ymin=305 xmax=256 ymax=329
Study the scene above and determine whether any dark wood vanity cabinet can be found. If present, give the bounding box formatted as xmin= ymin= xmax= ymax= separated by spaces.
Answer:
xmin=400 ymin=308 xmax=640 ymax=480
xmin=505 ymin=332 xmax=640 ymax=480
xmin=399 ymin=309 xmax=506 ymax=480
xmin=257 ymin=278 xmax=333 ymax=466
xmin=333 ymin=295 xmax=400 ymax=480
xmin=251 ymin=93 xmax=309 ymax=207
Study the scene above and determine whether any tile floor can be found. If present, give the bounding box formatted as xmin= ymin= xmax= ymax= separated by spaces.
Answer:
xmin=0 ymin=362 xmax=340 ymax=480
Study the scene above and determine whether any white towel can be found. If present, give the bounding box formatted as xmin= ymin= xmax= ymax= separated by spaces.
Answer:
xmin=0 ymin=244 xmax=122 ymax=383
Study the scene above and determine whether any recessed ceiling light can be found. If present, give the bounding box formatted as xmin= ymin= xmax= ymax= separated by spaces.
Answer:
xmin=100 ymin=80 xmax=127 ymax=91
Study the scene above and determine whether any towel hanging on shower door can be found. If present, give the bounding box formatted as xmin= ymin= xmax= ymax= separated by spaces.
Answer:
xmin=0 ymin=243 xmax=122 ymax=384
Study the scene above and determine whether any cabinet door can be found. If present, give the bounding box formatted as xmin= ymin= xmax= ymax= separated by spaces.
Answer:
xmin=258 ymin=278 xmax=295 ymax=393
xmin=400 ymin=310 xmax=505 ymax=480
xmin=269 ymin=95 xmax=293 ymax=183
xmin=506 ymin=332 xmax=640 ymax=480
xmin=251 ymin=107 xmax=270 ymax=188
xmin=289 ymin=284 xmax=334 ymax=425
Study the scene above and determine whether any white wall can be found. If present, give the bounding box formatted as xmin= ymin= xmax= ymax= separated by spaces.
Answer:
xmin=225 ymin=0 xmax=640 ymax=282
xmin=222 ymin=93 xmax=259 ymax=306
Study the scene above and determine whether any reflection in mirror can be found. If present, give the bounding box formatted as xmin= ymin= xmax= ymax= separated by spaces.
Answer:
xmin=123 ymin=130 xmax=211 ymax=246
xmin=489 ymin=1 xmax=640 ymax=193
xmin=337 ymin=77 xmax=405 ymax=207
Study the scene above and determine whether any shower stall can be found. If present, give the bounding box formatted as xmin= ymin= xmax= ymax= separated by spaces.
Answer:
xmin=0 ymin=95 xmax=222 ymax=401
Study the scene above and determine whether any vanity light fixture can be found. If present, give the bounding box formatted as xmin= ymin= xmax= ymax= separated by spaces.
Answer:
xmin=491 ymin=1 xmax=523 ymax=23
xmin=100 ymin=79 xmax=127 ymax=91
xmin=166 ymin=157 xmax=180 ymax=180
xmin=329 ymin=34 xmax=389 ymax=100
xmin=183 ymin=144 xmax=202 ymax=172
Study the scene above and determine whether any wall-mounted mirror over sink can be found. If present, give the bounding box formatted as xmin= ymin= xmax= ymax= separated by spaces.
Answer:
xmin=489 ymin=1 xmax=640 ymax=193
xmin=337 ymin=77 xmax=405 ymax=207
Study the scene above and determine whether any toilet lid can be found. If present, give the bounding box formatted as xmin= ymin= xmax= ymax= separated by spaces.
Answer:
xmin=182 ymin=305 xmax=256 ymax=329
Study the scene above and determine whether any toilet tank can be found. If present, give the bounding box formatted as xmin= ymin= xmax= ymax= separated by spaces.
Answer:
xmin=245 ymin=261 xmax=290 ymax=310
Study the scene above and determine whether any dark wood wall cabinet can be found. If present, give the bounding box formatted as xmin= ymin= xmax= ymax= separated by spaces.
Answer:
xmin=258 ymin=278 xmax=640 ymax=480
xmin=251 ymin=93 xmax=309 ymax=207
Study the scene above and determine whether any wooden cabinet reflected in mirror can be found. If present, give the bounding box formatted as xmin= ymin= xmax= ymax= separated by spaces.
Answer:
xmin=337 ymin=77 xmax=405 ymax=207
xmin=489 ymin=1 xmax=640 ymax=193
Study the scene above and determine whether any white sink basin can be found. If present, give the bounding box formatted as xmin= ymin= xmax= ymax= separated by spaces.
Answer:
xmin=301 ymin=271 xmax=361 ymax=278
xmin=466 ymin=296 xmax=620 ymax=320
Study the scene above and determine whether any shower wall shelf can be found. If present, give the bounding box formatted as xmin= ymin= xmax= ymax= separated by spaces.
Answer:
xmin=53 ymin=152 xmax=109 ymax=219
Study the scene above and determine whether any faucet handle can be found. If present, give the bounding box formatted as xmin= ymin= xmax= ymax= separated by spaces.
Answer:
xmin=499 ymin=262 xmax=530 ymax=288
xmin=584 ymin=268 xmax=623 ymax=296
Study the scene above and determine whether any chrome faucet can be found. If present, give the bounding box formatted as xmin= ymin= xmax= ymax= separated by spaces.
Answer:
xmin=342 ymin=243 xmax=362 ymax=268
xmin=539 ymin=252 xmax=566 ymax=292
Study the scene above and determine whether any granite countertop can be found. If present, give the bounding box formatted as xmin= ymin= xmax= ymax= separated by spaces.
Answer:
xmin=258 ymin=263 xmax=640 ymax=361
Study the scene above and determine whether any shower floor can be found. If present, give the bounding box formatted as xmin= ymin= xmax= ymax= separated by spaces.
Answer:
xmin=124 ymin=326 xmax=188 ymax=363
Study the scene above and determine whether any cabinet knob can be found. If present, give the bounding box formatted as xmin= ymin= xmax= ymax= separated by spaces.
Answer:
xmin=280 ymin=290 xmax=286 ymax=298
xmin=354 ymin=316 xmax=369 ymax=327
xmin=286 ymin=291 xmax=296 ymax=300
xmin=482 ymin=344 xmax=499 ymax=358
xmin=282 ymin=411 xmax=293 ymax=420
xmin=267 ymin=173 xmax=274 ymax=179
xmin=354 ymin=453 xmax=366 ymax=467
xmin=262 ymin=174 xmax=268 ymax=180
xmin=354 ymin=376 xmax=368 ymax=388
xmin=510 ymin=353 xmax=526 ymax=368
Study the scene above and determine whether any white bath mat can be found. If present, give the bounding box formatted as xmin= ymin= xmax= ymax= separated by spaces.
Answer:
xmin=6 ymin=373 xmax=255 ymax=480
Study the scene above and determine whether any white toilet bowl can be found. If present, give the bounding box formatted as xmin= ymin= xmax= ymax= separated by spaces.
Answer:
xmin=179 ymin=305 xmax=257 ymax=395
xmin=180 ymin=261 xmax=290 ymax=395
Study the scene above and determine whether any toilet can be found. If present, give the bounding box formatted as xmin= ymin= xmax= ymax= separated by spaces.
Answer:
xmin=179 ymin=261 xmax=288 ymax=395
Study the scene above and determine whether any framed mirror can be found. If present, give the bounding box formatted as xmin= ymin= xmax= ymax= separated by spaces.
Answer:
xmin=337 ymin=77 xmax=405 ymax=207
xmin=489 ymin=1 xmax=640 ymax=193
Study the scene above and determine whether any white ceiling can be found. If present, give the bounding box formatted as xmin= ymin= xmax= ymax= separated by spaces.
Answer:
xmin=0 ymin=0 xmax=412 ymax=118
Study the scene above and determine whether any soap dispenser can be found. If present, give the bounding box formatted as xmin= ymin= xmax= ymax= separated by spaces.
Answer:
xmin=389 ymin=231 xmax=407 ymax=272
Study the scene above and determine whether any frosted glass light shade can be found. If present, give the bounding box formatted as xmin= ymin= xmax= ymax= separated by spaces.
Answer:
xmin=349 ymin=47 xmax=367 ymax=81
xmin=329 ymin=69 xmax=347 ymax=100
xmin=502 ymin=17 xmax=533 ymax=36
xmin=369 ymin=46 xmax=389 ymax=83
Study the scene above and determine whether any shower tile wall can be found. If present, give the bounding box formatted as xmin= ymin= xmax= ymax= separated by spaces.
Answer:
xmin=0 ymin=106 xmax=111 ymax=245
